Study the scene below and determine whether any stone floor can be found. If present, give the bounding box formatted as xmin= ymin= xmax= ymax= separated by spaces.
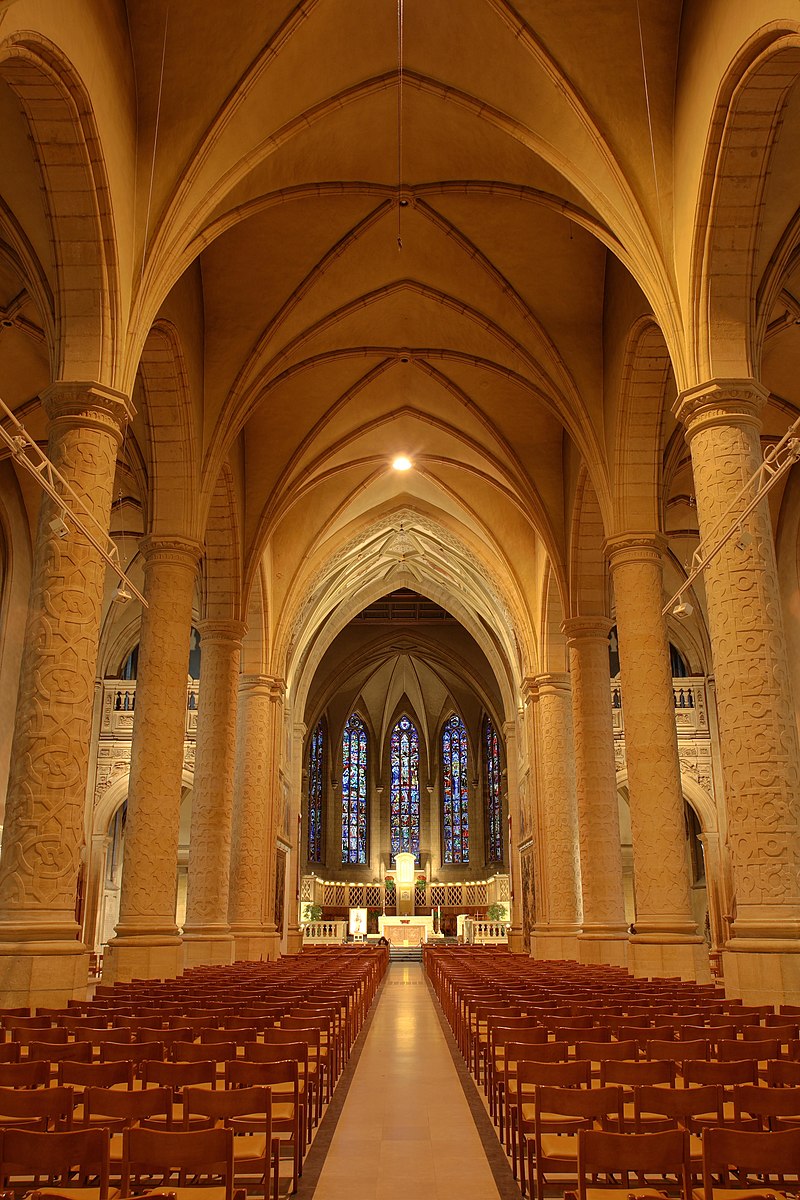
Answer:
xmin=296 ymin=962 xmax=515 ymax=1199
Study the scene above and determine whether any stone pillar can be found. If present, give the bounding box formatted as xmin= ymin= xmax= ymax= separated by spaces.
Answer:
xmin=530 ymin=674 xmax=581 ymax=961
xmin=0 ymin=382 xmax=132 ymax=1007
xmin=182 ymin=620 xmax=245 ymax=967
xmin=607 ymin=534 xmax=709 ymax=982
xmin=228 ymin=674 xmax=285 ymax=962
xmin=284 ymin=722 xmax=306 ymax=955
xmin=675 ymin=379 xmax=800 ymax=1003
xmin=563 ymin=617 xmax=629 ymax=966
xmin=82 ymin=832 xmax=111 ymax=955
xmin=503 ymin=718 xmax=526 ymax=954
xmin=103 ymin=536 xmax=202 ymax=983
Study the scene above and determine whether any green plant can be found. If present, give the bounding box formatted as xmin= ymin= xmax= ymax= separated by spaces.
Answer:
xmin=302 ymin=903 xmax=323 ymax=923
xmin=486 ymin=902 xmax=507 ymax=922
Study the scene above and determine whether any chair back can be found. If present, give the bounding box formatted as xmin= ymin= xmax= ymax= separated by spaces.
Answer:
xmin=576 ymin=1128 xmax=689 ymax=1200
xmin=0 ymin=1062 xmax=49 ymax=1089
xmin=0 ymin=1126 xmax=110 ymax=1196
xmin=123 ymin=1126 xmax=235 ymax=1200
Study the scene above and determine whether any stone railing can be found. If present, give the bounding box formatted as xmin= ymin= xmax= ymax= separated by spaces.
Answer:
xmin=302 ymin=920 xmax=347 ymax=943
xmin=100 ymin=679 xmax=200 ymax=738
xmin=463 ymin=918 xmax=508 ymax=944
xmin=610 ymin=676 xmax=708 ymax=736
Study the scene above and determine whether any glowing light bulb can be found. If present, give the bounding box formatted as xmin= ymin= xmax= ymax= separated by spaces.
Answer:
xmin=392 ymin=455 xmax=413 ymax=471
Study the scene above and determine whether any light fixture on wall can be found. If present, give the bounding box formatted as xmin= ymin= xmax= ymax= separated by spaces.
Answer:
xmin=113 ymin=583 xmax=132 ymax=605
xmin=49 ymin=511 xmax=69 ymax=539
xmin=672 ymin=599 xmax=694 ymax=620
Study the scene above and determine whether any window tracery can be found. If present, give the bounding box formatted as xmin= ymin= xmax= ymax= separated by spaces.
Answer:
xmin=390 ymin=714 xmax=420 ymax=863
xmin=307 ymin=718 xmax=325 ymax=863
xmin=342 ymin=713 xmax=368 ymax=864
xmin=484 ymin=716 xmax=503 ymax=863
xmin=442 ymin=713 xmax=469 ymax=864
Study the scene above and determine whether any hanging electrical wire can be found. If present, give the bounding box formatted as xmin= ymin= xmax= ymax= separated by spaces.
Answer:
xmin=140 ymin=4 xmax=170 ymax=291
xmin=635 ymin=0 xmax=663 ymax=241
xmin=397 ymin=0 xmax=404 ymax=250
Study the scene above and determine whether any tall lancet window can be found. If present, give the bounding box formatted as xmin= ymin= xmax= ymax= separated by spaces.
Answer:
xmin=341 ymin=713 xmax=368 ymax=864
xmin=484 ymin=716 xmax=503 ymax=863
xmin=442 ymin=714 xmax=469 ymax=864
xmin=307 ymin=719 xmax=325 ymax=863
xmin=390 ymin=715 xmax=420 ymax=863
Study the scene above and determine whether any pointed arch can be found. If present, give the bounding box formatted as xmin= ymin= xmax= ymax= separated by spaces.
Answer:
xmin=441 ymin=712 xmax=469 ymax=865
xmin=341 ymin=712 xmax=368 ymax=865
xmin=483 ymin=714 xmax=504 ymax=864
xmin=389 ymin=714 xmax=421 ymax=864
xmin=203 ymin=462 xmax=243 ymax=621
xmin=568 ymin=467 xmax=609 ymax=617
xmin=612 ymin=318 xmax=673 ymax=533
xmin=307 ymin=716 xmax=326 ymax=864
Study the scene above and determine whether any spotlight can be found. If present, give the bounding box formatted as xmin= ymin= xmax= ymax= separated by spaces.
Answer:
xmin=392 ymin=455 xmax=412 ymax=471
xmin=49 ymin=513 xmax=69 ymax=539
xmin=672 ymin=598 xmax=694 ymax=620
xmin=734 ymin=529 xmax=753 ymax=551
xmin=113 ymin=583 xmax=132 ymax=605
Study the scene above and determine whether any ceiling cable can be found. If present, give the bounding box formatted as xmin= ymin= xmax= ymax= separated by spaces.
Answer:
xmin=635 ymin=0 xmax=663 ymax=241
xmin=397 ymin=0 xmax=404 ymax=250
xmin=140 ymin=4 xmax=170 ymax=291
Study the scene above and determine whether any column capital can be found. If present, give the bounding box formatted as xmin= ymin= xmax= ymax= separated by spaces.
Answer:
xmin=293 ymin=721 xmax=307 ymax=741
xmin=562 ymin=615 xmax=613 ymax=643
xmin=521 ymin=676 xmax=539 ymax=705
xmin=238 ymin=673 xmax=285 ymax=702
xmin=140 ymin=535 xmax=204 ymax=571
xmin=534 ymin=671 xmax=571 ymax=696
xmin=605 ymin=532 xmax=666 ymax=570
xmin=196 ymin=618 xmax=247 ymax=647
xmin=502 ymin=719 xmax=517 ymax=741
xmin=41 ymin=381 xmax=135 ymax=442
xmin=673 ymin=378 xmax=768 ymax=440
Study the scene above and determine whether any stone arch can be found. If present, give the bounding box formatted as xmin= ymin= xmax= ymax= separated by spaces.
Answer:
xmin=0 ymin=466 xmax=33 ymax=817
xmin=612 ymin=318 xmax=673 ymax=533
xmin=568 ymin=466 xmax=609 ymax=618
xmin=138 ymin=321 xmax=200 ymax=539
xmin=202 ymin=462 xmax=243 ymax=621
xmin=240 ymin=562 xmax=268 ymax=676
xmin=0 ymin=33 xmax=120 ymax=382
xmin=539 ymin=561 xmax=568 ymax=673
xmin=691 ymin=27 xmax=800 ymax=381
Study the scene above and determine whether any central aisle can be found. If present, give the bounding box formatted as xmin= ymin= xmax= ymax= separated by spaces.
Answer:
xmin=308 ymin=962 xmax=503 ymax=1200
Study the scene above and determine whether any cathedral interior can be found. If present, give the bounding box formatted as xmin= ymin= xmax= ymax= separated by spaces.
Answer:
xmin=0 ymin=0 xmax=800 ymax=1013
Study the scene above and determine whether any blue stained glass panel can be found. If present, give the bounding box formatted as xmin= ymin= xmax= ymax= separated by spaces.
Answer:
xmin=307 ymin=719 xmax=325 ymax=862
xmin=390 ymin=715 xmax=420 ymax=863
xmin=341 ymin=713 xmax=368 ymax=863
xmin=484 ymin=716 xmax=503 ymax=863
xmin=442 ymin=713 xmax=469 ymax=864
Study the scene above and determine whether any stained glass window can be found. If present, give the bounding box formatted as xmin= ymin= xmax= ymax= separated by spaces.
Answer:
xmin=341 ymin=713 xmax=368 ymax=864
xmin=390 ymin=715 xmax=420 ymax=863
xmin=442 ymin=714 xmax=469 ymax=864
xmin=484 ymin=716 xmax=503 ymax=863
xmin=307 ymin=719 xmax=325 ymax=863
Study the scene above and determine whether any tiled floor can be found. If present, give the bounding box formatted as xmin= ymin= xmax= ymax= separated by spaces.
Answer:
xmin=309 ymin=963 xmax=502 ymax=1199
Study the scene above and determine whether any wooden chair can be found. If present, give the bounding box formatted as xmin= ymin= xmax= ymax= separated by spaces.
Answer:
xmin=569 ymin=1127 xmax=690 ymax=1200
xmin=532 ymin=1083 xmax=624 ymax=1200
xmin=699 ymin=1126 xmax=800 ymax=1199
xmin=246 ymin=1040 xmax=314 ymax=1140
xmin=0 ymin=1045 xmax=20 ymax=1064
xmin=684 ymin=1058 xmax=758 ymax=1089
xmin=58 ymin=1061 xmax=133 ymax=1093
xmin=634 ymin=1083 xmax=723 ymax=1167
xmin=732 ymin=1083 xmax=800 ymax=1131
xmin=0 ymin=1126 xmax=112 ymax=1199
xmin=766 ymin=1058 xmax=800 ymax=1087
xmin=0 ymin=1086 xmax=74 ymax=1131
xmin=225 ymin=1059 xmax=303 ymax=1195
xmin=13 ymin=1027 xmax=69 ymax=1048
xmin=121 ymin=1126 xmax=245 ymax=1200
xmin=182 ymin=1086 xmax=278 ymax=1200
xmin=0 ymin=1062 xmax=50 ymax=1089
xmin=512 ymin=1058 xmax=590 ymax=1195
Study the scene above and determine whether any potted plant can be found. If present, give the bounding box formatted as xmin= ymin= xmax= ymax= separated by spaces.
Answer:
xmin=486 ymin=902 xmax=507 ymax=924
xmin=302 ymin=903 xmax=323 ymax=925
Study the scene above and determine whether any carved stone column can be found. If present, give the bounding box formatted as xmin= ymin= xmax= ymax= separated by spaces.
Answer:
xmin=0 ymin=382 xmax=132 ymax=1007
xmin=228 ymin=674 xmax=285 ymax=962
xmin=607 ymin=534 xmax=709 ymax=982
xmin=103 ymin=536 xmax=202 ymax=983
xmin=284 ymin=721 xmax=306 ymax=955
xmin=530 ymin=674 xmax=581 ymax=961
xmin=675 ymin=380 xmax=800 ymax=1003
xmin=182 ymin=620 xmax=245 ymax=966
xmin=563 ymin=617 xmax=629 ymax=966
xmin=503 ymin=718 xmax=526 ymax=954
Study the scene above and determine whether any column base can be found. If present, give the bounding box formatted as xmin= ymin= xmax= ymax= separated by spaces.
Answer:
xmin=628 ymin=935 xmax=710 ymax=983
xmin=0 ymin=943 xmax=89 ymax=1009
xmin=577 ymin=930 xmax=629 ymax=968
xmin=285 ymin=926 xmax=303 ymax=956
xmin=181 ymin=933 xmax=234 ymax=968
xmin=722 ymin=940 xmax=800 ymax=1006
xmin=530 ymin=927 xmax=580 ymax=962
xmin=102 ymin=936 xmax=184 ymax=984
xmin=507 ymin=924 xmax=527 ymax=955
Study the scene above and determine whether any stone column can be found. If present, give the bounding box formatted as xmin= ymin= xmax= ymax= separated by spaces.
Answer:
xmin=503 ymin=718 xmax=526 ymax=954
xmin=607 ymin=534 xmax=709 ymax=982
xmin=563 ymin=617 xmax=629 ymax=966
xmin=0 ymin=382 xmax=132 ymax=1007
xmin=182 ymin=620 xmax=245 ymax=966
xmin=675 ymin=379 xmax=800 ymax=1003
xmin=530 ymin=674 xmax=581 ymax=961
xmin=103 ymin=536 xmax=202 ymax=983
xmin=284 ymin=722 xmax=306 ymax=955
xmin=228 ymin=674 xmax=285 ymax=962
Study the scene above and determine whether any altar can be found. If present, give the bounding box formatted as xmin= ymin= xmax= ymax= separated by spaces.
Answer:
xmin=378 ymin=915 xmax=435 ymax=946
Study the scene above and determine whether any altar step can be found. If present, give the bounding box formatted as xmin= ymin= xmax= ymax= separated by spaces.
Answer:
xmin=389 ymin=946 xmax=423 ymax=963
